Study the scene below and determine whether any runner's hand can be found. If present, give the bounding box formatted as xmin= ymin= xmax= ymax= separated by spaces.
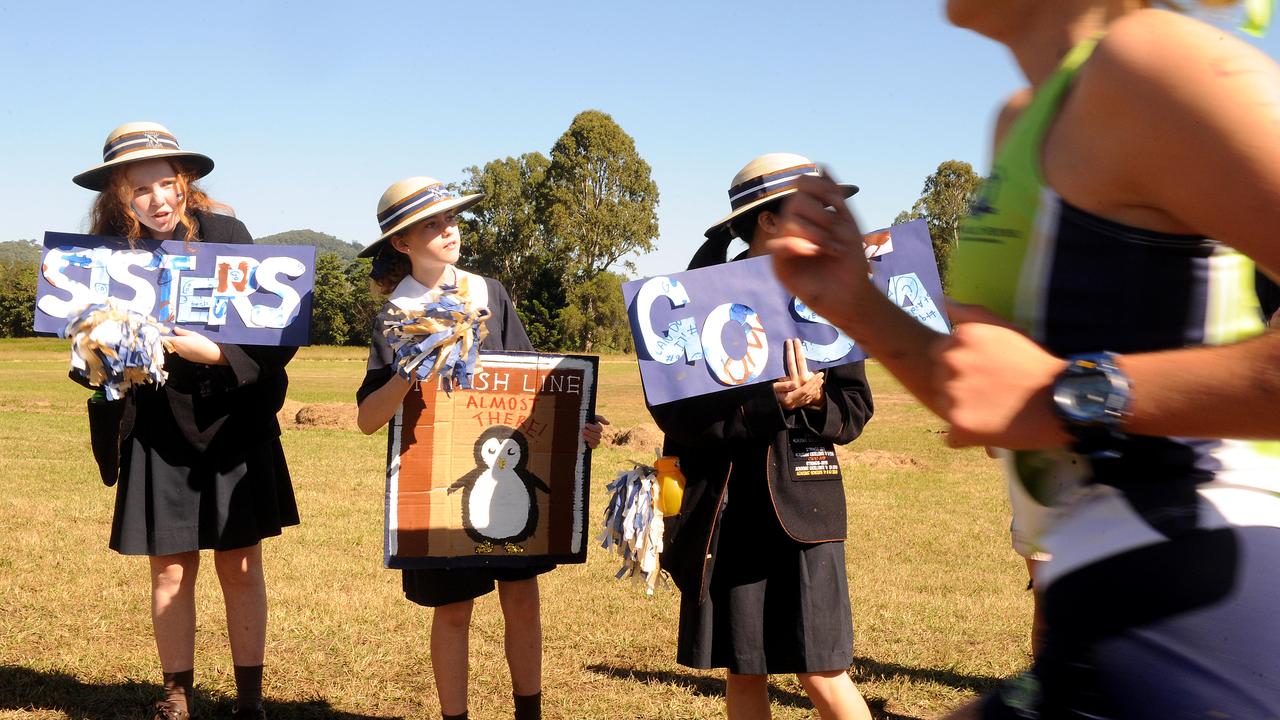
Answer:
xmin=769 ymin=172 xmax=874 ymax=324
xmin=932 ymin=302 xmax=1068 ymax=449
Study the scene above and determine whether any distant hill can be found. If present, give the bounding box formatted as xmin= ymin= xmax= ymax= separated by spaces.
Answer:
xmin=3 ymin=232 xmax=372 ymax=264
xmin=255 ymin=229 xmax=367 ymax=261
xmin=0 ymin=240 xmax=41 ymax=265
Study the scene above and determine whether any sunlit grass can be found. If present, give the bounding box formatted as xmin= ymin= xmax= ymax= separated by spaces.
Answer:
xmin=0 ymin=342 xmax=1025 ymax=719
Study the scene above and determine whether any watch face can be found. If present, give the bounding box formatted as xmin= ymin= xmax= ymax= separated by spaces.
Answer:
xmin=1053 ymin=373 xmax=1112 ymax=424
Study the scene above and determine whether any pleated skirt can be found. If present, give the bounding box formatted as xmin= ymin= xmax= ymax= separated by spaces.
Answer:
xmin=110 ymin=435 xmax=299 ymax=556
xmin=676 ymin=483 xmax=854 ymax=675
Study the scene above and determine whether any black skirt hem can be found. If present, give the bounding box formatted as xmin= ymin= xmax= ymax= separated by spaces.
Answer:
xmin=109 ymin=522 xmax=297 ymax=557
xmin=402 ymin=562 xmax=556 ymax=607
xmin=675 ymin=649 xmax=855 ymax=676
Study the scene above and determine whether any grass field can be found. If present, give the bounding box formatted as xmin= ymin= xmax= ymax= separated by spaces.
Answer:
xmin=0 ymin=339 xmax=1028 ymax=719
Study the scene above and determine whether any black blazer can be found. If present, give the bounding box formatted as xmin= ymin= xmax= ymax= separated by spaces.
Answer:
xmin=650 ymin=359 xmax=873 ymax=602
xmin=82 ymin=211 xmax=297 ymax=481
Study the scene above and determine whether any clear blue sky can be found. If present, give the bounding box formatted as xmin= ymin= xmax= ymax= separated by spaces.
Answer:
xmin=3 ymin=1 xmax=1278 ymax=278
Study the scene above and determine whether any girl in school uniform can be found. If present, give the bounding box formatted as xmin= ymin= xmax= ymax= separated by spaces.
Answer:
xmin=652 ymin=154 xmax=876 ymax=720
xmin=73 ymin=121 xmax=298 ymax=720
xmin=355 ymin=176 xmax=603 ymax=720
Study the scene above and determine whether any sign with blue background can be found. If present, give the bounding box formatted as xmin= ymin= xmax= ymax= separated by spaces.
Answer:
xmin=34 ymin=231 xmax=315 ymax=346
xmin=622 ymin=220 xmax=948 ymax=406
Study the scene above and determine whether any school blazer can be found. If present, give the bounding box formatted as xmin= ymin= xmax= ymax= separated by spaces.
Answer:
xmin=650 ymin=360 xmax=873 ymax=602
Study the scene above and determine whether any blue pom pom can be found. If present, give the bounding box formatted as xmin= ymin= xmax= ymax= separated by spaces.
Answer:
xmin=383 ymin=284 xmax=491 ymax=394
xmin=64 ymin=300 xmax=169 ymax=400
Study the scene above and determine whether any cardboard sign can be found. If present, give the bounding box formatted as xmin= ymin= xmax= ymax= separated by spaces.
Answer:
xmin=34 ymin=231 xmax=315 ymax=346
xmin=623 ymin=219 xmax=948 ymax=405
xmin=385 ymin=352 xmax=598 ymax=569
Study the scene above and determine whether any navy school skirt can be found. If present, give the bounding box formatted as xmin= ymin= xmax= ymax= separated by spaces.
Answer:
xmin=110 ymin=435 xmax=299 ymax=556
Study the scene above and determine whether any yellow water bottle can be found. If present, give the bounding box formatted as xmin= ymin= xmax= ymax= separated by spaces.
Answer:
xmin=654 ymin=456 xmax=686 ymax=516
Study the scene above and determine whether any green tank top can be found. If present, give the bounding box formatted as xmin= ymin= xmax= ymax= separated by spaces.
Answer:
xmin=946 ymin=35 xmax=1279 ymax=583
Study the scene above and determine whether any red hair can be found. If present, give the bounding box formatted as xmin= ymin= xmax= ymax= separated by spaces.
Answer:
xmin=88 ymin=160 xmax=231 ymax=247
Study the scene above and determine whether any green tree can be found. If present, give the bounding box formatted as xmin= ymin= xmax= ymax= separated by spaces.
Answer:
xmin=310 ymin=252 xmax=351 ymax=345
xmin=516 ymin=265 xmax=566 ymax=350
xmin=0 ymin=240 xmax=41 ymax=264
xmin=0 ymin=262 xmax=37 ymax=338
xmin=455 ymin=153 xmax=572 ymax=349
xmin=542 ymin=110 xmax=659 ymax=281
xmin=541 ymin=110 xmax=658 ymax=350
xmin=457 ymin=153 xmax=554 ymax=305
xmin=343 ymin=257 xmax=383 ymax=345
xmin=559 ymin=272 xmax=632 ymax=354
xmin=896 ymin=160 xmax=983 ymax=289
xmin=450 ymin=110 xmax=660 ymax=352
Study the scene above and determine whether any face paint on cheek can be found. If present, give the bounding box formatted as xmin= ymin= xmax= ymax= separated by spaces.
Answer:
xmin=130 ymin=201 xmax=157 ymax=230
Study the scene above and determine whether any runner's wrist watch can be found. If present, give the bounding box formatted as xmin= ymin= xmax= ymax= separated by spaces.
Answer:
xmin=1051 ymin=351 xmax=1131 ymax=457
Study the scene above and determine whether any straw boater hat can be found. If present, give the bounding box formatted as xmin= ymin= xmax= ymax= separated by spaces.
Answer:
xmin=705 ymin=152 xmax=858 ymax=238
xmin=73 ymin=121 xmax=214 ymax=191
xmin=360 ymin=176 xmax=485 ymax=259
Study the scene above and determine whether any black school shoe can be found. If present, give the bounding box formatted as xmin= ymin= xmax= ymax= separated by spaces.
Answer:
xmin=230 ymin=705 xmax=265 ymax=720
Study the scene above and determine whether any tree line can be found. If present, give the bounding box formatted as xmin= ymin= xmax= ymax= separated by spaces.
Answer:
xmin=0 ymin=110 xmax=658 ymax=352
xmin=0 ymin=137 xmax=978 ymax=347
xmin=305 ymin=109 xmax=657 ymax=350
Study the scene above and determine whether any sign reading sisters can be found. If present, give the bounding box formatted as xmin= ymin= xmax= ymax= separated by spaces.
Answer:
xmin=34 ymin=231 xmax=315 ymax=345
xmin=623 ymin=219 xmax=948 ymax=405
xmin=385 ymin=352 xmax=598 ymax=569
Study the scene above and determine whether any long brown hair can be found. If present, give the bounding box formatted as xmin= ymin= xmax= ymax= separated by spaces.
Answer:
xmin=88 ymin=160 xmax=230 ymax=247
xmin=370 ymin=240 xmax=412 ymax=295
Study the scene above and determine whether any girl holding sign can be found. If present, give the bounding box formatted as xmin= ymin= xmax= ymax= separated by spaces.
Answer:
xmin=769 ymin=1 xmax=1280 ymax=717
xmin=651 ymin=154 xmax=876 ymax=720
xmin=355 ymin=176 xmax=604 ymax=720
xmin=72 ymin=122 xmax=299 ymax=720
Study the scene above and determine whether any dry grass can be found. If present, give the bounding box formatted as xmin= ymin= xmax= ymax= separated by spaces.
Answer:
xmin=0 ymin=339 xmax=1028 ymax=719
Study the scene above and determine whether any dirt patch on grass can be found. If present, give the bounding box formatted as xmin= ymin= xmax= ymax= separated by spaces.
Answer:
xmin=278 ymin=401 xmax=357 ymax=430
xmin=837 ymin=447 xmax=923 ymax=469
xmin=0 ymin=399 xmax=55 ymax=414
xmin=603 ymin=423 xmax=664 ymax=451
xmin=276 ymin=400 xmax=305 ymax=428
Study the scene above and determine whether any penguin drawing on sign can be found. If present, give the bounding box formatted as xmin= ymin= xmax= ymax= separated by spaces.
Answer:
xmin=448 ymin=425 xmax=550 ymax=554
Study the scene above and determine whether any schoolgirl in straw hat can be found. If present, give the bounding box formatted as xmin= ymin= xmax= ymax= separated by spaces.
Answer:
xmin=74 ymin=121 xmax=214 ymax=191
xmin=651 ymin=153 xmax=875 ymax=720
xmin=73 ymin=121 xmax=298 ymax=720
xmin=690 ymin=152 xmax=858 ymax=269
xmin=78 ymin=121 xmax=227 ymax=245
xmin=355 ymin=175 xmax=605 ymax=720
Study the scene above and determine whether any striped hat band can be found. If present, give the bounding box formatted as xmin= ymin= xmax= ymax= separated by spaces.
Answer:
xmin=377 ymin=183 xmax=456 ymax=233
xmin=727 ymin=163 xmax=820 ymax=210
xmin=102 ymin=130 xmax=182 ymax=163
